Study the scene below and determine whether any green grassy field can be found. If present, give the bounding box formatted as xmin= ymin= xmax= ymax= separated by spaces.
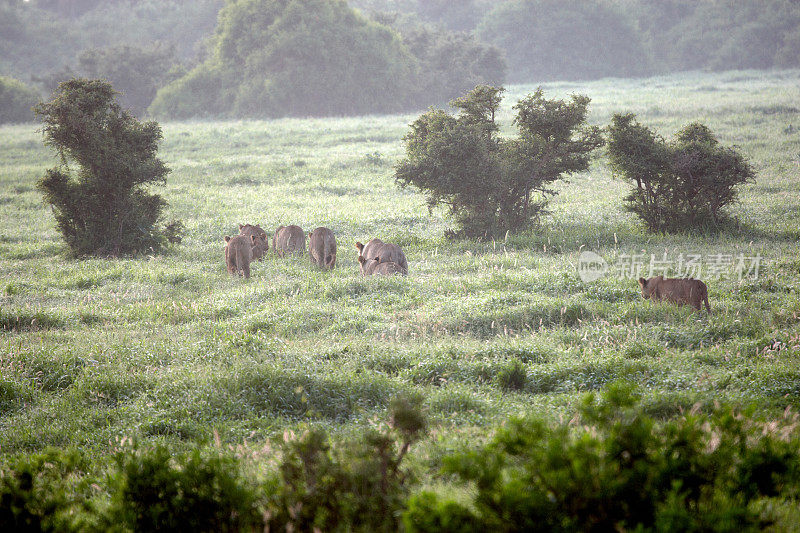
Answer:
xmin=1 ymin=69 xmax=800 ymax=481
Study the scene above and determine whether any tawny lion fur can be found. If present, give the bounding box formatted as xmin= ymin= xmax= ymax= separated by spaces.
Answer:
xmin=358 ymin=255 xmax=406 ymax=276
xmin=224 ymin=234 xmax=256 ymax=279
xmin=355 ymin=238 xmax=408 ymax=274
xmin=238 ymin=224 xmax=269 ymax=260
xmin=273 ymin=225 xmax=305 ymax=257
xmin=308 ymin=227 xmax=337 ymax=269
xmin=638 ymin=276 xmax=711 ymax=313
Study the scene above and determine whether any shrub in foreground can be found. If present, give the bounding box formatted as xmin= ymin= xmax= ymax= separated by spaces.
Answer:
xmin=105 ymin=446 xmax=261 ymax=532
xmin=404 ymin=383 xmax=800 ymax=532
xmin=265 ymin=394 xmax=427 ymax=531
xmin=607 ymin=113 xmax=755 ymax=232
xmin=0 ymin=449 xmax=89 ymax=532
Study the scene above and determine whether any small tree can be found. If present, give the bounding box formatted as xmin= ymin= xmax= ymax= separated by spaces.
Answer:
xmin=36 ymin=78 xmax=171 ymax=256
xmin=607 ymin=113 xmax=755 ymax=232
xmin=395 ymin=85 xmax=603 ymax=238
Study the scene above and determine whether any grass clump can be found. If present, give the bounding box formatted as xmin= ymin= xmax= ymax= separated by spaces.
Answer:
xmin=0 ymin=309 xmax=64 ymax=331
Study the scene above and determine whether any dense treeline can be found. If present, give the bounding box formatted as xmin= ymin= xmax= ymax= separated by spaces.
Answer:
xmin=2 ymin=0 xmax=800 ymax=121
xmin=358 ymin=0 xmax=800 ymax=81
xmin=0 ymin=0 xmax=221 ymax=81
xmin=150 ymin=0 xmax=505 ymax=119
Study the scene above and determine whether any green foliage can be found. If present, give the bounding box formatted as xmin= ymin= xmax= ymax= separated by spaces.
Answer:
xmin=105 ymin=445 xmax=262 ymax=532
xmin=35 ymin=78 xmax=171 ymax=256
xmin=266 ymin=394 xmax=427 ymax=531
xmin=2 ymin=1 xmax=221 ymax=82
xmin=630 ymin=0 xmax=800 ymax=72
xmin=395 ymin=85 xmax=602 ymax=238
xmin=477 ymin=0 xmax=651 ymax=82
xmin=405 ymin=383 xmax=800 ymax=532
xmin=352 ymin=0 xmax=495 ymax=33
xmin=607 ymin=113 xmax=755 ymax=232
xmin=77 ymin=44 xmax=183 ymax=117
xmin=0 ymin=449 xmax=89 ymax=533
xmin=151 ymin=0 xmax=420 ymax=119
xmin=0 ymin=77 xmax=40 ymax=124
xmin=373 ymin=13 xmax=506 ymax=106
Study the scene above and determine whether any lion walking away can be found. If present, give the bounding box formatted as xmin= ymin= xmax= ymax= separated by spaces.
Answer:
xmin=309 ymin=227 xmax=337 ymax=269
xmin=224 ymin=234 xmax=256 ymax=278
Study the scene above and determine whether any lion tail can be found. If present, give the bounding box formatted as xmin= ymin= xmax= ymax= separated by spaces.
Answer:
xmin=237 ymin=245 xmax=250 ymax=279
xmin=702 ymin=284 xmax=711 ymax=314
xmin=324 ymin=238 xmax=335 ymax=269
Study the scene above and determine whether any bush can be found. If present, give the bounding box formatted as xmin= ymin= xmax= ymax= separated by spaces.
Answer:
xmin=0 ymin=76 xmax=40 ymax=124
xmin=265 ymin=394 xmax=427 ymax=532
xmin=404 ymin=383 xmax=800 ymax=532
xmin=476 ymin=0 xmax=651 ymax=82
xmin=395 ymin=85 xmax=602 ymax=238
xmin=105 ymin=446 xmax=262 ymax=532
xmin=35 ymin=78 xmax=172 ymax=256
xmin=0 ymin=449 xmax=89 ymax=532
xmin=607 ymin=113 xmax=755 ymax=232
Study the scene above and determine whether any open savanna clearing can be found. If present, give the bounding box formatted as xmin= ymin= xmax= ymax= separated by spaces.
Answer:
xmin=1 ymin=69 xmax=800 ymax=475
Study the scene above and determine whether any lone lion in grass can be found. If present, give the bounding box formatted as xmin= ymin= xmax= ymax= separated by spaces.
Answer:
xmin=224 ymin=234 xmax=257 ymax=279
xmin=308 ymin=227 xmax=337 ymax=269
xmin=358 ymin=256 xmax=406 ymax=276
xmin=273 ymin=225 xmax=305 ymax=257
xmin=238 ymin=224 xmax=269 ymax=260
xmin=638 ymin=276 xmax=711 ymax=313
xmin=355 ymin=238 xmax=408 ymax=274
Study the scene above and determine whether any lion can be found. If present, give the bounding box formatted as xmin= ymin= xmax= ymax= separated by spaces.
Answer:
xmin=224 ymin=234 xmax=256 ymax=279
xmin=273 ymin=225 xmax=305 ymax=257
xmin=238 ymin=224 xmax=269 ymax=260
xmin=355 ymin=238 xmax=408 ymax=274
xmin=308 ymin=227 xmax=337 ymax=269
xmin=358 ymin=256 xmax=406 ymax=276
xmin=638 ymin=276 xmax=711 ymax=313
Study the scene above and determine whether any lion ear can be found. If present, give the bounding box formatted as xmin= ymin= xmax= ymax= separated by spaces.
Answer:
xmin=308 ymin=231 xmax=313 ymax=238
xmin=355 ymin=241 xmax=364 ymax=251
xmin=239 ymin=224 xmax=244 ymax=230
xmin=225 ymin=235 xmax=231 ymax=242
xmin=638 ymin=277 xmax=646 ymax=287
